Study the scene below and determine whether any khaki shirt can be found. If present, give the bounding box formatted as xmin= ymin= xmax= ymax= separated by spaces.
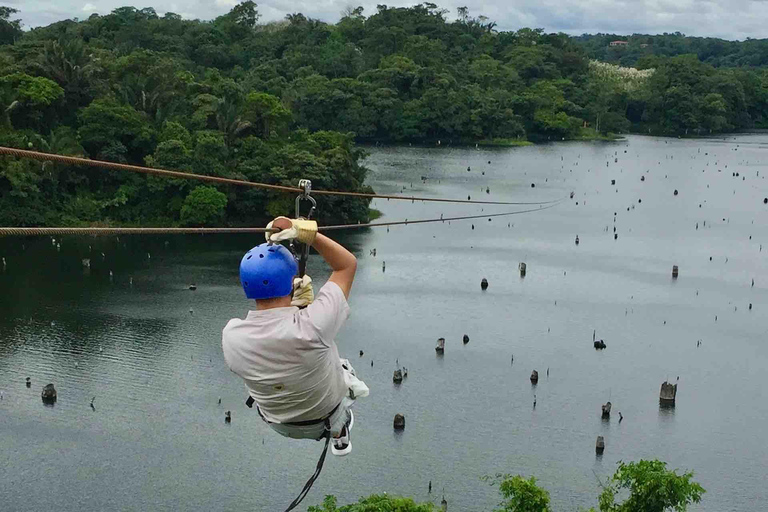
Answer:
xmin=222 ymin=282 xmax=350 ymax=423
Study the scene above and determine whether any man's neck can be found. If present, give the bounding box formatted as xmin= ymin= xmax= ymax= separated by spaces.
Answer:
xmin=254 ymin=296 xmax=292 ymax=310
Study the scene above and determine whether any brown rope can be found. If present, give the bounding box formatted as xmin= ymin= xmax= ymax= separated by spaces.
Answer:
xmin=319 ymin=203 xmax=561 ymax=231
xmin=0 ymin=227 xmax=268 ymax=236
xmin=0 ymin=146 xmax=300 ymax=193
xmin=0 ymin=146 xmax=559 ymax=206
xmin=0 ymin=203 xmax=561 ymax=237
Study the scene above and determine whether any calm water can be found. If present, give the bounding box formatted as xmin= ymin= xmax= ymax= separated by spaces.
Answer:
xmin=2 ymin=135 xmax=767 ymax=511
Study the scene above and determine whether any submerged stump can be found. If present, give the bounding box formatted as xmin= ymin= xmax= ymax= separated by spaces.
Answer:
xmin=530 ymin=370 xmax=539 ymax=384
xmin=602 ymin=401 xmax=612 ymax=418
xmin=596 ymin=436 xmax=605 ymax=455
xmin=660 ymin=381 xmax=677 ymax=406
xmin=394 ymin=413 xmax=405 ymax=430
xmin=393 ymin=369 xmax=403 ymax=384
xmin=41 ymin=383 xmax=57 ymax=405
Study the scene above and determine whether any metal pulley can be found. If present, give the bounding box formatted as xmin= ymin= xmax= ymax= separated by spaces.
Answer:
xmin=293 ymin=179 xmax=317 ymax=277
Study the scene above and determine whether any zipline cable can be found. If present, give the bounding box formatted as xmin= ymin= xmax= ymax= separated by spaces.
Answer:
xmin=0 ymin=146 xmax=561 ymax=206
xmin=0 ymin=203 xmax=562 ymax=237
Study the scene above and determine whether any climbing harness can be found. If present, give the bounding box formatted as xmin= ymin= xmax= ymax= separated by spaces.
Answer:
xmin=246 ymin=395 xmax=338 ymax=512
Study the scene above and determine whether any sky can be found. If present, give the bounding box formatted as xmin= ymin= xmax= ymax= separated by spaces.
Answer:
xmin=6 ymin=0 xmax=768 ymax=41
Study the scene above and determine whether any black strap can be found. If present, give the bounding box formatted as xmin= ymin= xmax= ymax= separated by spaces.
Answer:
xmin=283 ymin=418 xmax=331 ymax=512
xmin=246 ymin=397 xmax=340 ymax=427
xmin=244 ymin=397 xmax=337 ymax=510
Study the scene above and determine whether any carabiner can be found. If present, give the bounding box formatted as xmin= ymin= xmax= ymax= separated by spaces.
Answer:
xmin=295 ymin=179 xmax=317 ymax=220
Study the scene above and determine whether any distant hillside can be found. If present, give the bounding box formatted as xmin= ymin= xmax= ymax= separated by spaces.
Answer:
xmin=573 ymin=33 xmax=768 ymax=68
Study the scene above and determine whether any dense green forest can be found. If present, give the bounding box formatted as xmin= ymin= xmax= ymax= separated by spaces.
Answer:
xmin=1 ymin=3 xmax=768 ymax=227
xmin=574 ymin=33 xmax=768 ymax=68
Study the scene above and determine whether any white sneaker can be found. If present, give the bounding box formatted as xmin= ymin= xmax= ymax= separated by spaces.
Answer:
xmin=331 ymin=411 xmax=353 ymax=456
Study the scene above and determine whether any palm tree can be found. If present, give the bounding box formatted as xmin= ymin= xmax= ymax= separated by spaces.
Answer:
xmin=34 ymin=39 xmax=101 ymax=107
xmin=215 ymin=98 xmax=252 ymax=146
xmin=33 ymin=127 xmax=84 ymax=175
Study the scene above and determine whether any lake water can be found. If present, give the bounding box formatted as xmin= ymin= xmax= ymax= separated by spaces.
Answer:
xmin=1 ymin=134 xmax=767 ymax=511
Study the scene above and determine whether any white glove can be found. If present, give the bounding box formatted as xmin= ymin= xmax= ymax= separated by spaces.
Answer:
xmin=290 ymin=275 xmax=314 ymax=307
xmin=265 ymin=216 xmax=317 ymax=244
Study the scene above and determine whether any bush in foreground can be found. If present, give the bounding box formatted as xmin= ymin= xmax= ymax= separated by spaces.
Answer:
xmin=310 ymin=459 xmax=704 ymax=512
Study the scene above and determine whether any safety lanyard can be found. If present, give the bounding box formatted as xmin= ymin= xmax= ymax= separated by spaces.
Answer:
xmin=291 ymin=179 xmax=316 ymax=278
xmin=281 ymin=179 xmax=329 ymax=511
xmin=245 ymin=396 xmax=335 ymax=512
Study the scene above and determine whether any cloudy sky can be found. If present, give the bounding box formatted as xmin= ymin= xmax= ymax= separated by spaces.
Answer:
xmin=7 ymin=0 xmax=768 ymax=41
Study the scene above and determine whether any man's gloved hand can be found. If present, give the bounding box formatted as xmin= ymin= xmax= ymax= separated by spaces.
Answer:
xmin=265 ymin=216 xmax=317 ymax=245
xmin=291 ymin=275 xmax=314 ymax=307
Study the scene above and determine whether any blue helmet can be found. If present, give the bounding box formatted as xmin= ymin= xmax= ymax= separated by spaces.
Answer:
xmin=239 ymin=243 xmax=298 ymax=300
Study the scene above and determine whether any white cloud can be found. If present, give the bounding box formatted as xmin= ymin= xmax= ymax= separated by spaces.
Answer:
xmin=15 ymin=0 xmax=768 ymax=40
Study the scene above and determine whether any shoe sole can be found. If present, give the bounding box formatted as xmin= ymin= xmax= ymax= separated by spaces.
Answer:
xmin=331 ymin=443 xmax=351 ymax=456
xmin=331 ymin=411 xmax=354 ymax=456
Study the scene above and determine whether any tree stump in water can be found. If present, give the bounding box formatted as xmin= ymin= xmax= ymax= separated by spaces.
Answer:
xmin=519 ymin=262 xmax=527 ymax=277
xmin=660 ymin=381 xmax=677 ymax=406
xmin=672 ymin=265 xmax=679 ymax=279
xmin=602 ymin=401 xmax=612 ymax=418
xmin=393 ymin=414 xmax=405 ymax=430
xmin=480 ymin=278 xmax=488 ymax=290
xmin=596 ymin=436 xmax=605 ymax=455
xmin=393 ymin=369 xmax=403 ymax=384
xmin=41 ymin=384 xmax=57 ymax=405
xmin=462 ymin=334 xmax=469 ymax=344
xmin=530 ymin=370 xmax=539 ymax=384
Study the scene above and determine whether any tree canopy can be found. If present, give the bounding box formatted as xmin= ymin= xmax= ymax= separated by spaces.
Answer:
xmin=1 ymin=3 xmax=767 ymax=226
xmin=310 ymin=459 xmax=704 ymax=511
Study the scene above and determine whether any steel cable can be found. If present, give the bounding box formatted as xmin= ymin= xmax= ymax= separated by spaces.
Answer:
xmin=0 ymin=203 xmax=561 ymax=237
xmin=0 ymin=146 xmax=560 ymax=206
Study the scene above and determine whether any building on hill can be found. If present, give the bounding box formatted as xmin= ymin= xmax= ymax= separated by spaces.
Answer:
xmin=609 ymin=40 xmax=629 ymax=47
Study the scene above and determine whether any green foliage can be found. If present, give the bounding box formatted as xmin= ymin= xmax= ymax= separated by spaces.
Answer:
xmin=2 ymin=4 xmax=768 ymax=227
xmin=483 ymin=474 xmax=551 ymax=512
xmin=77 ymin=98 xmax=155 ymax=160
xmin=311 ymin=460 xmax=703 ymax=512
xmin=307 ymin=494 xmax=436 ymax=511
xmin=0 ymin=73 xmax=63 ymax=106
xmin=180 ymin=186 xmax=228 ymax=226
xmin=0 ymin=6 xmax=21 ymax=45
xmin=574 ymin=33 xmax=768 ymax=69
xmin=598 ymin=460 xmax=705 ymax=512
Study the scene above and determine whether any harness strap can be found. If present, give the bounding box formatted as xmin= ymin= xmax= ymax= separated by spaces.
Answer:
xmin=245 ymin=396 xmax=338 ymax=510
xmin=283 ymin=419 xmax=331 ymax=512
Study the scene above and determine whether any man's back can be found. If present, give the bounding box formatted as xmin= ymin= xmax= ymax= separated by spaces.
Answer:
xmin=222 ymin=281 xmax=349 ymax=423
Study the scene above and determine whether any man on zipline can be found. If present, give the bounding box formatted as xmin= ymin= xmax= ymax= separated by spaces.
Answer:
xmin=222 ymin=216 xmax=367 ymax=456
